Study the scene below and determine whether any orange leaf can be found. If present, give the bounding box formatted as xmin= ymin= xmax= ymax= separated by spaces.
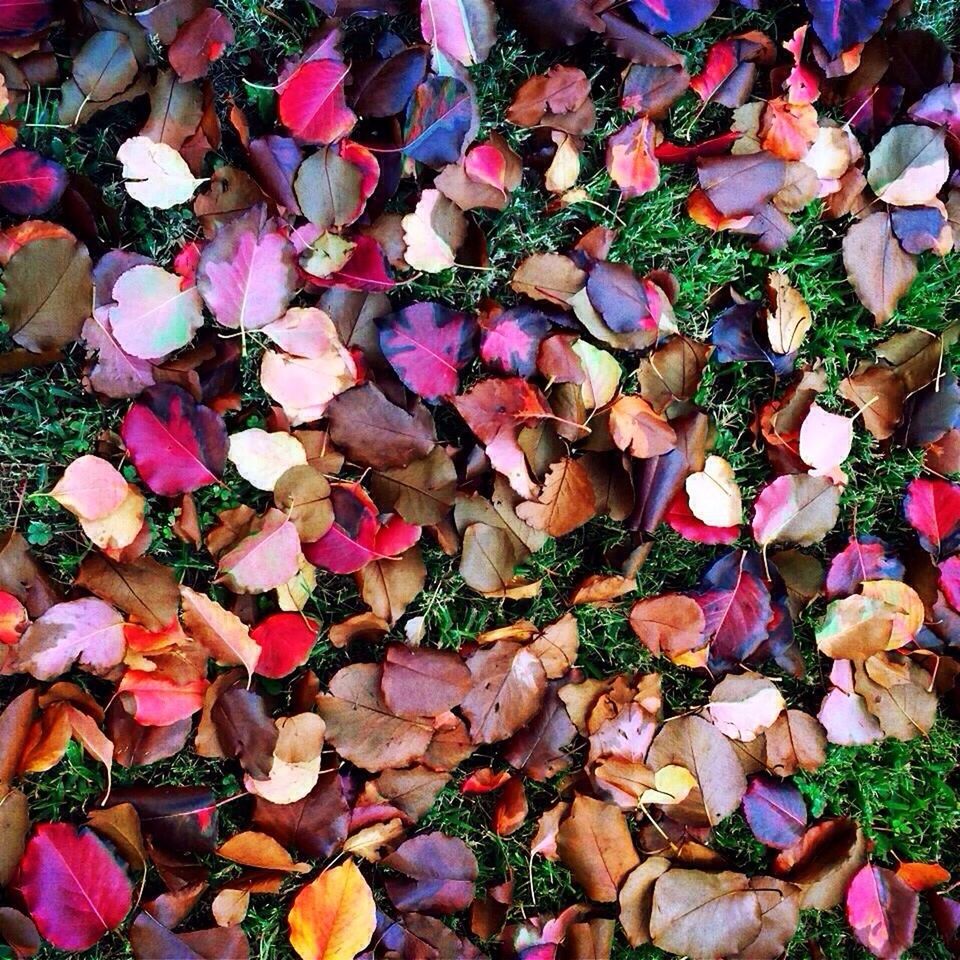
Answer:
xmin=288 ymin=859 xmax=376 ymax=960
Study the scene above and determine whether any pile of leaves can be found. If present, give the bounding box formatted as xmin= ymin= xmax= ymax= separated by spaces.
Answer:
xmin=1 ymin=0 xmax=960 ymax=958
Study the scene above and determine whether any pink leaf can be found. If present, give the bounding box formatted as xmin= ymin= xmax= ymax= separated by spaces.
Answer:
xmin=846 ymin=864 xmax=918 ymax=959
xmin=279 ymin=60 xmax=356 ymax=144
xmin=16 ymin=823 xmax=133 ymax=951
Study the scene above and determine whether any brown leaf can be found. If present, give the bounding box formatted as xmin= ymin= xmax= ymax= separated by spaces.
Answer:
xmin=374 ymin=766 xmax=450 ymax=822
xmin=382 ymin=832 xmax=478 ymax=913
xmin=649 ymin=869 xmax=762 ymax=957
xmin=511 ymin=253 xmax=586 ymax=308
xmin=381 ymin=643 xmax=471 ymax=719
xmin=461 ymin=642 xmax=547 ymax=744
xmin=556 ymin=795 xmax=639 ymax=902
xmin=527 ymin=612 xmax=579 ymax=679
xmin=638 ymin=335 xmax=712 ymax=412
xmin=370 ymin=446 xmax=457 ymax=525
xmin=211 ymin=687 xmax=277 ymax=780
xmin=839 ymin=362 xmax=906 ymax=440
xmin=217 ymin=831 xmax=309 ymax=872
xmin=0 ymin=785 xmax=29 ymax=887
xmin=646 ymin=714 xmax=747 ymax=826
xmin=106 ymin=701 xmax=191 ymax=768
xmin=251 ymin=769 xmax=349 ymax=860
xmin=502 ymin=680 xmax=576 ymax=781
xmin=619 ymin=857 xmax=671 ymax=947
xmin=516 ymin=458 xmax=596 ymax=536
xmin=0 ymin=689 xmax=38 ymax=786
xmin=765 ymin=709 xmax=826 ymax=776
xmin=0 ymin=531 xmax=60 ymax=617
xmin=355 ymin=545 xmax=426 ymax=625
xmin=86 ymin=803 xmax=147 ymax=873
xmin=771 ymin=817 xmax=868 ymax=909
xmin=1 ymin=236 xmax=93 ymax=351
xmin=273 ymin=465 xmax=333 ymax=541
xmin=843 ymin=212 xmax=917 ymax=324
xmin=316 ymin=662 xmax=434 ymax=770
xmin=325 ymin=383 xmax=436 ymax=470
xmin=629 ymin=594 xmax=705 ymax=660
xmin=75 ymin=555 xmax=179 ymax=632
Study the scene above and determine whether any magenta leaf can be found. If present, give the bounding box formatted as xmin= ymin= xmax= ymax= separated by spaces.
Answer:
xmin=742 ymin=775 xmax=807 ymax=849
xmin=16 ymin=822 xmax=133 ymax=952
xmin=695 ymin=550 xmax=772 ymax=673
xmin=302 ymin=483 xmax=420 ymax=574
xmin=278 ymin=59 xmax=356 ymax=144
xmin=120 ymin=384 xmax=227 ymax=496
xmin=0 ymin=0 xmax=55 ymax=38
xmin=0 ymin=148 xmax=68 ymax=216
xmin=826 ymin=535 xmax=905 ymax=599
xmin=377 ymin=302 xmax=477 ymax=400
xmin=479 ymin=306 xmax=551 ymax=377
xmin=197 ymin=204 xmax=297 ymax=331
xmin=845 ymin=864 xmax=918 ymax=959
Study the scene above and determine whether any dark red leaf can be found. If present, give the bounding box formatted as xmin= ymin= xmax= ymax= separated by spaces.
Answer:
xmin=250 ymin=770 xmax=349 ymax=859
xmin=0 ymin=0 xmax=54 ymax=39
xmin=169 ymin=8 xmax=234 ymax=82
xmin=106 ymin=787 xmax=218 ymax=854
xmin=695 ymin=550 xmax=773 ymax=673
xmin=382 ymin=832 xmax=478 ymax=914
xmin=352 ymin=45 xmax=429 ymax=117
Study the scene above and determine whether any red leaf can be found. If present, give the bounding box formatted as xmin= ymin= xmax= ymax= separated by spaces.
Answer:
xmin=845 ymin=864 xmax=918 ymax=959
xmin=664 ymin=488 xmax=739 ymax=544
xmin=251 ymin=612 xmax=320 ymax=678
xmin=279 ymin=60 xmax=356 ymax=144
xmin=120 ymin=385 xmax=227 ymax=496
xmin=655 ymin=130 xmax=740 ymax=164
xmin=302 ymin=483 xmax=420 ymax=574
xmin=306 ymin=234 xmax=394 ymax=291
xmin=0 ymin=149 xmax=68 ymax=216
xmin=904 ymin=477 xmax=960 ymax=557
xmin=16 ymin=822 xmax=133 ymax=951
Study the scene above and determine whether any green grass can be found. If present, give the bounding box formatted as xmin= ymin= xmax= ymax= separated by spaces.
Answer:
xmin=2 ymin=0 xmax=960 ymax=958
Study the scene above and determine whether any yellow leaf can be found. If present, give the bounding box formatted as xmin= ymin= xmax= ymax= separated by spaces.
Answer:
xmin=639 ymin=764 xmax=697 ymax=806
xmin=289 ymin=859 xmax=376 ymax=960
